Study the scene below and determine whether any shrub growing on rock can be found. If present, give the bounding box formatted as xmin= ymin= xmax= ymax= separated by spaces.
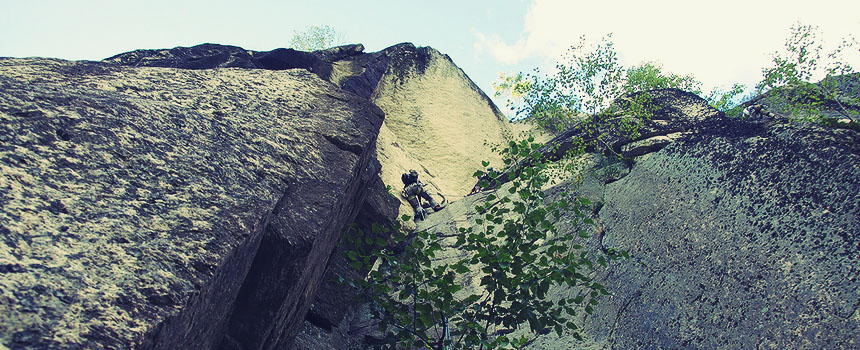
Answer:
xmin=342 ymin=137 xmax=626 ymax=349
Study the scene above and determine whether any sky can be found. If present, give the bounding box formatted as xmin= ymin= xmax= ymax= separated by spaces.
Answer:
xmin=2 ymin=0 xmax=859 ymax=117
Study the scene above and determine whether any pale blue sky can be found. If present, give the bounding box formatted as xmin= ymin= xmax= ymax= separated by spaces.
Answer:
xmin=2 ymin=0 xmax=858 ymax=117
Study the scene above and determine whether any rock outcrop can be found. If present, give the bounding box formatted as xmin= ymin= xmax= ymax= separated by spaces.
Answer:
xmin=589 ymin=115 xmax=860 ymax=349
xmin=103 ymin=42 xmax=516 ymax=348
xmin=13 ymin=39 xmax=854 ymax=350
xmin=0 ymin=57 xmax=384 ymax=349
xmin=0 ymin=41 xmax=512 ymax=349
xmin=108 ymin=42 xmax=514 ymax=221
xmin=413 ymin=88 xmax=860 ymax=349
xmin=741 ymin=72 xmax=860 ymax=122
xmin=104 ymin=43 xmax=366 ymax=82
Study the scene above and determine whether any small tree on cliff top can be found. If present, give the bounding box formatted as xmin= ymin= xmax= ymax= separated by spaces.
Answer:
xmin=757 ymin=22 xmax=859 ymax=122
xmin=289 ymin=25 xmax=345 ymax=51
xmin=497 ymin=34 xmax=738 ymax=134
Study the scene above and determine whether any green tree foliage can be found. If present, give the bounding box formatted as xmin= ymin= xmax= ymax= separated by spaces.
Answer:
xmin=623 ymin=61 xmax=701 ymax=95
xmin=704 ymin=83 xmax=747 ymax=116
xmin=342 ymin=137 xmax=626 ymax=349
xmin=757 ymin=22 xmax=858 ymax=122
xmin=288 ymin=24 xmax=344 ymax=51
xmin=493 ymin=72 xmax=532 ymax=100
xmin=499 ymin=35 xmax=708 ymax=133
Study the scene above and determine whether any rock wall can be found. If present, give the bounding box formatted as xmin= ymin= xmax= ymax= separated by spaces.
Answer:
xmin=510 ymin=90 xmax=860 ymax=348
xmin=0 ymin=58 xmax=384 ymax=349
xmin=589 ymin=115 xmax=860 ymax=349
xmin=325 ymin=43 xmax=514 ymax=222
xmin=401 ymin=89 xmax=860 ymax=349
xmin=106 ymin=42 xmax=515 ymax=220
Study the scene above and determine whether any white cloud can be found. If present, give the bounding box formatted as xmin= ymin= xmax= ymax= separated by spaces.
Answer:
xmin=473 ymin=0 xmax=860 ymax=91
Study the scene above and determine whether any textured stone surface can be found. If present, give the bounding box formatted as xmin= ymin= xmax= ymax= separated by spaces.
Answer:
xmin=588 ymin=116 xmax=860 ymax=348
xmin=383 ymin=87 xmax=860 ymax=349
xmin=107 ymin=42 xmax=514 ymax=222
xmin=104 ymin=43 xmax=367 ymax=83
xmin=291 ymin=43 xmax=514 ymax=348
xmin=338 ymin=43 xmax=513 ymax=220
xmin=103 ymin=43 xmax=262 ymax=69
xmin=103 ymin=41 xmax=512 ymax=349
xmin=0 ymin=57 xmax=384 ymax=349
xmin=743 ymin=72 xmax=860 ymax=121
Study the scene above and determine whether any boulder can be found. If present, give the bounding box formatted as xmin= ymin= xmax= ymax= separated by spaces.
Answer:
xmin=0 ymin=57 xmax=384 ymax=349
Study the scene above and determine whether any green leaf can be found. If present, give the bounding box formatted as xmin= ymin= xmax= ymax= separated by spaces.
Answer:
xmin=482 ymin=160 xmax=490 ymax=167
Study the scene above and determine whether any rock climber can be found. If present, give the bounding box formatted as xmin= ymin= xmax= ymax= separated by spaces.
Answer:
xmin=401 ymin=169 xmax=442 ymax=220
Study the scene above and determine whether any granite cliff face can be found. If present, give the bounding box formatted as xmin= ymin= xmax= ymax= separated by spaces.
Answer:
xmin=589 ymin=114 xmax=860 ymax=349
xmin=107 ymin=43 xmax=514 ymax=221
xmin=3 ymin=41 xmax=858 ymax=350
xmin=419 ymin=88 xmax=860 ymax=349
xmin=0 ymin=57 xmax=385 ymax=349
xmin=1 ymin=42 xmax=513 ymax=349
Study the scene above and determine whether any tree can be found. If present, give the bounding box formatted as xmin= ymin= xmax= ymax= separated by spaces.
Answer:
xmin=288 ymin=25 xmax=344 ymax=51
xmin=623 ymin=61 xmax=701 ymax=95
xmin=704 ymin=83 xmax=747 ymax=116
xmin=757 ymin=22 xmax=859 ymax=122
xmin=342 ymin=137 xmax=626 ymax=349
xmin=502 ymin=35 xmax=706 ymax=133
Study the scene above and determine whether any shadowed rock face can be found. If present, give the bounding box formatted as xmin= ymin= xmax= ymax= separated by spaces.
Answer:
xmin=742 ymin=72 xmax=860 ymax=121
xmin=0 ymin=57 xmax=384 ymax=349
xmin=403 ymin=88 xmax=860 ymax=349
xmin=589 ymin=116 xmax=860 ymax=349
xmin=103 ymin=43 xmax=262 ymax=69
xmin=538 ymin=92 xmax=860 ymax=348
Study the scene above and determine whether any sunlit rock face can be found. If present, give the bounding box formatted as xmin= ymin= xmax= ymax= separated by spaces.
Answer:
xmin=0 ymin=57 xmax=384 ymax=349
xmin=324 ymin=43 xmax=514 ymax=223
